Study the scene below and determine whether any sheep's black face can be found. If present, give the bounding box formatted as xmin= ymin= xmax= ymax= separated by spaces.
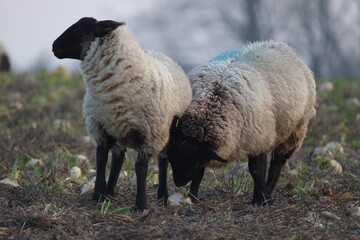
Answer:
xmin=167 ymin=136 xmax=204 ymax=187
xmin=167 ymin=123 xmax=227 ymax=187
xmin=52 ymin=17 xmax=124 ymax=60
xmin=52 ymin=17 xmax=97 ymax=60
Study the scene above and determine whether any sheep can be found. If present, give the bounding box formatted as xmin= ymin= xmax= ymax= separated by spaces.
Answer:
xmin=52 ymin=17 xmax=192 ymax=210
xmin=167 ymin=41 xmax=316 ymax=205
xmin=0 ymin=43 xmax=10 ymax=72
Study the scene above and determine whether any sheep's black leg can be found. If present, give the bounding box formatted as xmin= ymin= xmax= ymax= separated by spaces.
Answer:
xmin=248 ymin=153 xmax=270 ymax=205
xmin=157 ymin=154 xmax=169 ymax=206
xmin=266 ymin=150 xmax=294 ymax=195
xmin=106 ymin=150 xmax=126 ymax=196
xmin=93 ymin=143 xmax=111 ymax=201
xmin=267 ymin=132 xmax=301 ymax=197
xmin=135 ymin=152 xmax=150 ymax=211
xmin=189 ymin=167 xmax=205 ymax=202
xmin=93 ymin=133 xmax=116 ymax=201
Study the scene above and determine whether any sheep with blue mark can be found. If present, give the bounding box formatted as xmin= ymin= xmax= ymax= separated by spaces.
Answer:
xmin=52 ymin=17 xmax=192 ymax=210
xmin=167 ymin=41 xmax=316 ymax=205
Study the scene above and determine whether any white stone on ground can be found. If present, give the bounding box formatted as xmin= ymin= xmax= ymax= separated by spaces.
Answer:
xmin=69 ymin=166 xmax=82 ymax=180
xmin=168 ymin=193 xmax=192 ymax=206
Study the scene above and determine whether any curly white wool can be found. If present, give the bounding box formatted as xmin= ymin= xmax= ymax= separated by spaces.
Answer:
xmin=81 ymin=26 xmax=192 ymax=155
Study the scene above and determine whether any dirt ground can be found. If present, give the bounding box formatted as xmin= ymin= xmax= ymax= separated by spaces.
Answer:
xmin=0 ymin=71 xmax=359 ymax=239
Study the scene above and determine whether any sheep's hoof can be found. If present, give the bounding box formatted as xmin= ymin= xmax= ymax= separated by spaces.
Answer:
xmin=157 ymin=193 xmax=169 ymax=206
xmin=251 ymin=196 xmax=273 ymax=206
xmin=162 ymin=194 xmax=169 ymax=206
xmin=157 ymin=190 xmax=169 ymax=206
xmin=156 ymin=188 xmax=166 ymax=199
xmin=189 ymin=194 xmax=200 ymax=204
xmin=135 ymin=198 xmax=148 ymax=212
xmin=92 ymin=192 xmax=106 ymax=202
xmin=105 ymin=190 xmax=116 ymax=198
xmin=133 ymin=204 xmax=147 ymax=212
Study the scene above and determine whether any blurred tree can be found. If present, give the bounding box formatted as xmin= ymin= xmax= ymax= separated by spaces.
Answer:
xmin=133 ymin=0 xmax=360 ymax=78
xmin=220 ymin=0 xmax=262 ymax=42
xmin=294 ymin=0 xmax=360 ymax=78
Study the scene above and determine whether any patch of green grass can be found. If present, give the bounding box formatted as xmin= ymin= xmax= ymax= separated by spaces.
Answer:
xmin=344 ymin=171 xmax=360 ymax=190
xmin=351 ymin=140 xmax=360 ymax=147
xmin=211 ymin=169 xmax=253 ymax=195
xmin=32 ymin=165 xmax=43 ymax=178
xmin=292 ymin=180 xmax=315 ymax=196
xmin=231 ymin=173 xmax=253 ymax=193
xmin=112 ymin=205 xmax=136 ymax=214
xmin=124 ymin=150 xmax=137 ymax=175
xmin=100 ymin=200 xmax=135 ymax=214
xmin=209 ymin=169 xmax=222 ymax=187
xmin=310 ymin=78 xmax=360 ymax=147
xmin=313 ymin=156 xmax=331 ymax=169
xmin=294 ymin=162 xmax=311 ymax=178
xmin=332 ymin=78 xmax=347 ymax=106
xmin=101 ymin=200 xmax=112 ymax=214
xmin=278 ymin=176 xmax=290 ymax=185
xmin=65 ymin=154 xmax=78 ymax=169
xmin=48 ymin=202 xmax=61 ymax=211
xmin=285 ymin=235 xmax=299 ymax=240
xmin=8 ymin=162 xmax=20 ymax=179
xmin=146 ymin=168 xmax=158 ymax=185
xmin=304 ymin=136 xmax=316 ymax=146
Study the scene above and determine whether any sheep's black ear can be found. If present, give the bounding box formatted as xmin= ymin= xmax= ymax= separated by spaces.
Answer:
xmin=169 ymin=117 xmax=190 ymax=146
xmin=202 ymin=145 xmax=227 ymax=163
xmin=94 ymin=20 xmax=125 ymax=38
xmin=169 ymin=117 xmax=181 ymax=135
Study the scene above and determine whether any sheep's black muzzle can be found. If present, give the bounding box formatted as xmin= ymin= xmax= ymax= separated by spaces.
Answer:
xmin=53 ymin=50 xmax=66 ymax=59
xmin=173 ymin=172 xmax=192 ymax=187
xmin=52 ymin=39 xmax=67 ymax=59
xmin=52 ymin=46 xmax=65 ymax=59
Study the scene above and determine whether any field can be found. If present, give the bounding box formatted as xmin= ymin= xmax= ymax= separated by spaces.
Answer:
xmin=0 ymin=69 xmax=359 ymax=239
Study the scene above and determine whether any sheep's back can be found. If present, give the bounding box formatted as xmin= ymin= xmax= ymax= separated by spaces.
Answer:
xmin=239 ymin=41 xmax=316 ymax=141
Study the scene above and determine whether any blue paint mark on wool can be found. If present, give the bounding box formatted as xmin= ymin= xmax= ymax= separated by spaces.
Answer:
xmin=208 ymin=46 xmax=246 ymax=63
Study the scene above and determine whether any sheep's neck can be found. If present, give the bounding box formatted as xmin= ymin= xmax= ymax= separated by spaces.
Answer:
xmin=81 ymin=27 xmax=146 ymax=90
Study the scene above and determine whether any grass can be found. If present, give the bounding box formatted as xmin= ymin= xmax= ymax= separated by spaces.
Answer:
xmin=0 ymin=71 xmax=359 ymax=239
xmin=292 ymin=180 xmax=316 ymax=197
xmin=351 ymin=140 xmax=360 ymax=147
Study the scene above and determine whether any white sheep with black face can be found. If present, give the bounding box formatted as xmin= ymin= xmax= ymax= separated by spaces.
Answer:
xmin=167 ymin=41 xmax=316 ymax=205
xmin=52 ymin=17 xmax=192 ymax=210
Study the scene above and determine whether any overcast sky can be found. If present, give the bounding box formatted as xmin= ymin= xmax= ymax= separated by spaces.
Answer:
xmin=0 ymin=0 xmax=159 ymax=71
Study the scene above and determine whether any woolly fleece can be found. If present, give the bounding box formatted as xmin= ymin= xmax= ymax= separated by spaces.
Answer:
xmin=81 ymin=26 xmax=192 ymax=156
xmin=182 ymin=41 xmax=316 ymax=168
